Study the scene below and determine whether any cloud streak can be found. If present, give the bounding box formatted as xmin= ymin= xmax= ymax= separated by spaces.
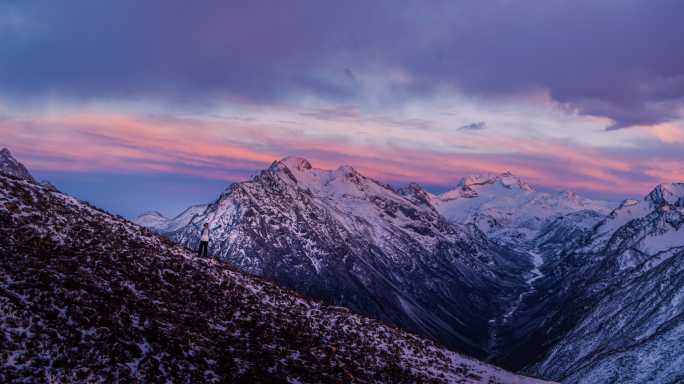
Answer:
xmin=2 ymin=103 xmax=682 ymax=201
xmin=458 ymin=122 xmax=486 ymax=131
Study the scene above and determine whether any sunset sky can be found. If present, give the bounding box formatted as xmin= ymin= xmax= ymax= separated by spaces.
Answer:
xmin=1 ymin=1 xmax=683 ymax=217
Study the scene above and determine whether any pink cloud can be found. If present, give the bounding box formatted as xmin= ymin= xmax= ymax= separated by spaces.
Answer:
xmin=1 ymin=110 xmax=680 ymax=199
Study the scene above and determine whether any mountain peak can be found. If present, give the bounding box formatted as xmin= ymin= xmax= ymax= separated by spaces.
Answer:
xmin=275 ymin=156 xmax=313 ymax=171
xmin=442 ymin=172 xmax=534 ymax=200
xmin=334 ymin=164 xmax=361 ymax=178
xmin=456 ymin=172 xmax=534 ymax=191
xmin=398 ymin=182 xmax=436 ymax=208
xmin=0 ymin=147 xmax=36 ymax=183
xmin=646 ymin=182 xmax=684 ymax=207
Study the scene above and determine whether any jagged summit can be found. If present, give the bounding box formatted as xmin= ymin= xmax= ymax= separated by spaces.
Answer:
xmin=0 ymin=147 xmax=36 ymax=183
xmin=646 ymin=182 xmax=684 ymax=207
xmin=263 ymin=156 xmax=374 ymax=197
xmin=273 ymin=156 xmax=313 ymax=171
xmin=398 ymin=182 xmax=437 ymax=209
xmin=271 ymin=156 xmax=361 ymax=178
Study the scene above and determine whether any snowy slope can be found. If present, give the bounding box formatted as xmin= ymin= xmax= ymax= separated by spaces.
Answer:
xmin=0 ymin=171 xmax=554 ymax=384
xmin=168 ymin=157 xmax=535 ymax=358
xmin=431 ymin=172 xmax=612 ymax=245
xmin=524 ymin=183 xmax=684 ymax=383
xmin=586 ymin=183 xmax=684 ymax=266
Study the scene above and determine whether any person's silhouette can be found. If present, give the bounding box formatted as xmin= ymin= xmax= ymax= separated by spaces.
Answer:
xmin=198 ymin=223 xmax=209 ymax=258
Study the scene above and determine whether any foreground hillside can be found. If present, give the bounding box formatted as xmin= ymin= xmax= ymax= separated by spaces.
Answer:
xmin=0 ymin=172 xmax=552 ymax=383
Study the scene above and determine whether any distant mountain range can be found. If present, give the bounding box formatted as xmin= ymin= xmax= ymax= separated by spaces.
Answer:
xmin=426 ymin=172 xmax=614 ymax=245
xmin=0 ymin=149 xmax=552 ymax=383
xmin=134 ymin=155 xmax=684 ymax=384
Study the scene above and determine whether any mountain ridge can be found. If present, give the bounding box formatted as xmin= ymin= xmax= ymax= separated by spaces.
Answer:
xmin=163 ymin=156 xmax=536 ymax=358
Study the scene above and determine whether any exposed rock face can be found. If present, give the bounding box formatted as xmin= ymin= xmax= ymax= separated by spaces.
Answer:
xmin=169 ymin=158 xmax=534 ymax=358
xmin=0 ymin=172 xmax=554 ymax=384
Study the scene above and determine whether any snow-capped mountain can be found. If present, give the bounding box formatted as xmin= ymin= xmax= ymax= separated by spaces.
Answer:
xmin=134 ymin=204 xmax=208 ymax=233
xmin=514 ymin=183 xmax=684 ymax=384
xmin=0 ymin=163 xmax=554 ymax=384
xmin=0 ymin=147 xmax=36 ymax=183
xmin=585 ymin=183 xmax=684 ymax=267
xmin=168 ymin=157 xmax=535 ymax=358
xmin=430 ymin=172 xmax=613 ymax=245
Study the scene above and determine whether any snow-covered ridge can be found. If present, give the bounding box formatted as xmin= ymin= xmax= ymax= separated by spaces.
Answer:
xmin=529 ymin=182 xmax=684 ymax=384
xmin=441 ymin=172 xmax=535 ymax=200
xmin=268 ymin=156 xmax=394 ymax=199
xmin=167 ymin=156 xmax=538 ymax=358
xmin=431 ymin=171 xmax=613 ymax=245
xmin=646 ymin=182 xmax=684 ymax=207
xmin=589 ymin=182 xmax=684 ymax=258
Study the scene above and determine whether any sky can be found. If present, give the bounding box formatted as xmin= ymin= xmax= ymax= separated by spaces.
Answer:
xmin=1 ymin=0 xmax=683 ymax=218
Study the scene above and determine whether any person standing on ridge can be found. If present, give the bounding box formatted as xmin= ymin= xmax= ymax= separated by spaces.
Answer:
xmin=198 ymin=223 xmax=210 ymax=258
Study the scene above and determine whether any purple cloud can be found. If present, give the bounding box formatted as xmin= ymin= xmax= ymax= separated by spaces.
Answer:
xmin=0 ymin=0 xmax=682 ymax=128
